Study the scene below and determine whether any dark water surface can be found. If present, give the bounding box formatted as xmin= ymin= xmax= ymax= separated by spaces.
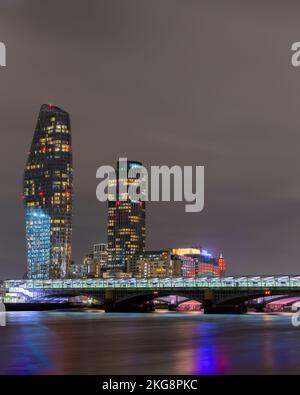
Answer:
xmin=0 ymin=310 xmax=299 ymax=374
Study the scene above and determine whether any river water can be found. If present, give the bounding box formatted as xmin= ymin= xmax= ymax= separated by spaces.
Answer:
xmin=0 ymin=310 xmax=299 ymax=374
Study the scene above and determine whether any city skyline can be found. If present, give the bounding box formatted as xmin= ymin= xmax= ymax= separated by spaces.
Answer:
xmin=1 ymin=1 xmax=300 ymax=278
xmin=22 ymin=116 xmax=224 ymax=280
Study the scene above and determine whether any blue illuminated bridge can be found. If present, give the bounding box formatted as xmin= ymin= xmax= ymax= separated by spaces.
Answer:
xmin=3 ymin=276 xmax=300 ymax=312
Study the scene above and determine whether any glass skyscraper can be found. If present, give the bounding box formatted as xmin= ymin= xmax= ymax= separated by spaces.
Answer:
xmin=107 ymin=160 xmax=146 ymax=272
xmin=23 ymin=104 xmax=73 ymax=279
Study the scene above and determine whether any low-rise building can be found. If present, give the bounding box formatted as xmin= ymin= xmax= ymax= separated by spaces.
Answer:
xmin=171 ymin=247 xmax=225 ymax=277
xmin=127 ymin=247 xmax=226 ymax=278
xmin=128 ymin=250 xmax=182 ymax=278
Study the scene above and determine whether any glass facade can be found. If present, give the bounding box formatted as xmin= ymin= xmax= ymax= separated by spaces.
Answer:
xmin=107 ymin=160 xmax=146 ymax=272
xmin=25 ymin=208 xmax=50 ymax=279
xmin=23 ymin=104 xmax=73 ymax=279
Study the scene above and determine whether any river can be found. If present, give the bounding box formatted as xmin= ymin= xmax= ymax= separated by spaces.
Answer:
xmin=0 ymin=310 xmax=299 ymax=374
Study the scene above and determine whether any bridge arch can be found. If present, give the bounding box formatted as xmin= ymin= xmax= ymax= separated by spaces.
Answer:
xmin=216 ymin=290 xmax=296 ymax=306
xmin=31 ymin=292 xmax=105 ymax=305
xmin=114 ymin=290 xmax=203 ymax=306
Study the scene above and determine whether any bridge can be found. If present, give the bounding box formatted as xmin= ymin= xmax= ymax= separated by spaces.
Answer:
xmin=3 ymin=275 xmax=300 ymax=312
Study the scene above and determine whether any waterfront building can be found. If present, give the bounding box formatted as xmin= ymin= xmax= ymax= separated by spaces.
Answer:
xmin=23 ymin=104 xmax=73 ymax=279
xmin=127 ymin=248 xmax=224 ymax=278
xmin=107 ymin=160 xmax=146 ymax=272
xmin=127 ymin=250 xmax=181 ymax=278
xmin=171 ymin=247 xmax=223 ymax=277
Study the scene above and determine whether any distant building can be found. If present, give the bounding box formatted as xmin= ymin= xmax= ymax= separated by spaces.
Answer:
xmin=71 ymin=244 xmax=108 ymax=279
xmin=127 ymin=247 xmax=224 ymax=278
xmin=68 ymin=261 xmax=81 ymax=278
xmin=102 ymin=271 xmax=132 ymax=279
xmin=171 ymin=247 xmax=224 ymax=277
xmin=128 ymin=250 xmax=181 ymax=278
xmin=23 ymin=104 xmax=73 ymax=279
xmin=82 ymin=254 xmax=96 ymax=277
xmin=172 ymin=255 xmax=195 ymax=277
xmin=218 ymin=253 xmax=226 ymax=277
xmin=107 ymin=160 xmax=146 ymax=272
xmin=93 ymin=243 xmax=108 ymax=275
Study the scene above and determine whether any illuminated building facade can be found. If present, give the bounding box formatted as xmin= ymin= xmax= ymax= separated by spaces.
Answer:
xmin=23 ymin=104 xmax=73 ymax=279
xmin=25 ymin=208 xmax=51 ymax=278
xmin=107 ymin=160 xmax=146 ymax=272
xmin=127 ymin=248 xmax=224 ymax=278
xmin=218 ymin=254 xmax=226 ymax=277
xmin=127 ymin=250 xmax=181 ymax=278
xmin=171 ymin=247 xmax=223 ymax=277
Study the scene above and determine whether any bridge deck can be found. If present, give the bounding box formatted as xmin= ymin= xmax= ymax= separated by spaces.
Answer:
xmin=4 ymin=276 xmax=300 ymax=290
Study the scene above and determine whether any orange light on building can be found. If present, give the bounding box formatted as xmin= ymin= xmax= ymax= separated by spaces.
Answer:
xmin=218 ymin=254 xmax=226 ymax=271
xmin=172 ymin=248 xmax=201 ymax=256
xmin=153 ymin=291 xmax=159 ymax=296
xmin=264 ymin=290 xmax=271 ymax=296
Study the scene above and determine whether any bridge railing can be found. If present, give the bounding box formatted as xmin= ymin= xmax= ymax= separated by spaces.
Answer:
xmin=4 ymin=276 xmax=300 ymax=290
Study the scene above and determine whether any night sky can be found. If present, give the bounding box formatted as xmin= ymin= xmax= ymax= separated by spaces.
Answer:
xmin=0 ymin=0 xmax=300 ymax=278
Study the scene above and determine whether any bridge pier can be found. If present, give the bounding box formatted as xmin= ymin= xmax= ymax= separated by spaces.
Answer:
xmin=104 ymin=289 xmax=114 ymax=311
xmin=202 ymin=290 xmax=247 ymax=314
xmin=168 ymin=304 xmax=178 ymax=311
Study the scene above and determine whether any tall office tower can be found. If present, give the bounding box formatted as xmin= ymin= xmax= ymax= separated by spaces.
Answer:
xmin=23 ymin=104 xmax=73 ymax=279
xmin=107 ymin=160 xmax=146 ymax=272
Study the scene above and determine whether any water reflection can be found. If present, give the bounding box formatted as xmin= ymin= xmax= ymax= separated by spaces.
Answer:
xmin=0 ymin=311 xmax=299 ymax=374
xmin=192 ymin=322 xmax=228 ymax=374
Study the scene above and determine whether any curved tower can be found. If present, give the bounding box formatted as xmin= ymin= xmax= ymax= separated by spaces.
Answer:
xmin=23 ymin=104 xmax=73 ymax=279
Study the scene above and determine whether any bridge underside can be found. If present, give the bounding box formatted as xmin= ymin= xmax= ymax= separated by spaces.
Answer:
xmin=11 ymin=287 xmax=300 ymax=313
